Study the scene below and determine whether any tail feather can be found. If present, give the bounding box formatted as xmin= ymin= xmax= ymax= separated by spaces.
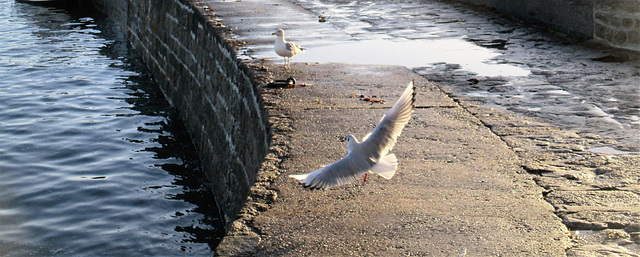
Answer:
xmin=370 ymin=154 xmax=398 ymax=179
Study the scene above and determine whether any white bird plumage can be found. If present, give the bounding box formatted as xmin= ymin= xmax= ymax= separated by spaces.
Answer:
xmin=272 ymin=29 xmax=304 ymax=69
xmin=289 ymin=81 xmax=417 ymax=189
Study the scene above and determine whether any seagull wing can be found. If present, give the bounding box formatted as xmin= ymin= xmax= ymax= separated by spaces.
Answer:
xmin=289 ymin=82 xmax=415 ymax=189
xmin=285 ymin=42 xmax=304 ymax=54
xmin=289 ymin=153 xmax=371 ymax=189
xmin=360 ymin=81 xmax=416 ymax=161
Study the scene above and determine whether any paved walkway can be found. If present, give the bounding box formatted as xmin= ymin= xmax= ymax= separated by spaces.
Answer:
xmin=210 ymin=0 xmax=570 ymax=255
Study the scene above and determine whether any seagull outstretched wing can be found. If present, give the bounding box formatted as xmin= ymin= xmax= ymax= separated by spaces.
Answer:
xmin=290 ymin=82 xmax=416 ymax=189
xmin=359 ymin=81 xmax=416 ymax=162
xmin=289 ymin=152 xmax=371 ymax=189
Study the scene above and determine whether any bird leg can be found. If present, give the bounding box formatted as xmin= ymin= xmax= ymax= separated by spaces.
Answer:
xmin=362 ymin=173 xmax=368 ymax=186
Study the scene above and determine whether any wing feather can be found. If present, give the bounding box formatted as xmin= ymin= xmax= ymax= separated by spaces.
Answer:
xmin=289 ymin=153 xmax=371 ymax=189
xmin=289 ymin=82 xmax=416 ymax=189
xmin=285 ymin=42 xmax=304 ymax=54
xmin=360 ymin=81 xmax=416 ymax=160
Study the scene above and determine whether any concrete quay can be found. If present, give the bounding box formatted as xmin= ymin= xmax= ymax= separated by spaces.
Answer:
xmin=217 ymin=63 xmax=570 ymax=256
xmin=210 ymin=0 xmax=573 ymax=255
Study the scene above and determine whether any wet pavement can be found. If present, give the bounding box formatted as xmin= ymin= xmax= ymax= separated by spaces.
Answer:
xmin=244 ymin=0 xmax=640 ymax=153
xmin=199 ymin=0 xmax=640 ymax=255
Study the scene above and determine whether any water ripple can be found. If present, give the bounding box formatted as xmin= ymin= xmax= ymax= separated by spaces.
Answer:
xmin=0 ymin=2 xmax=223 ymax=255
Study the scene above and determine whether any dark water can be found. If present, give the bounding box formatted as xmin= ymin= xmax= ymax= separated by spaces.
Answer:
xmin=0 ymin=1 xmax=223 ymax=255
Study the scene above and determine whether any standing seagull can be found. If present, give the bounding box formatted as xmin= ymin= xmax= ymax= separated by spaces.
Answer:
xmin=290 ymin=81 xmax=416 ymax=189
xmin=272 ymin=29 xmax=304 ymax=69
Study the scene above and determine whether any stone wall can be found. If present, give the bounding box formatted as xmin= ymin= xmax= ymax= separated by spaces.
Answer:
xmin=451 ymin=0 xmax=640 ymax=52
xmin=594 ymin=0 xmax=640 ymax=51
xmin=88 ymin=0 xmax=270 ymax=228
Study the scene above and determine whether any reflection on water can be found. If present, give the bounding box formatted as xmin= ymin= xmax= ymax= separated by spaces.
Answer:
xmin=0 ymin=1 xmax=223 ymax=255
xmin=290 ymin=39 xmax=530 ymax=77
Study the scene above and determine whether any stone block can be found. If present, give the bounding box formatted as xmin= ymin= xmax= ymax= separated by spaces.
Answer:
xmin=594 ymin=22 xmax=609 ymax=39
xmin=628 ymin=30 xmax=640 ymax=45
xmin=595 ymin=12 xmax=608 ymax=24
xmin=614 ymin=30 xmax=628 ymax=43
xmin=622 ymin=18 xmax=633 ymax=28
xmin=87 ymin=0 xmax=268 ymax=230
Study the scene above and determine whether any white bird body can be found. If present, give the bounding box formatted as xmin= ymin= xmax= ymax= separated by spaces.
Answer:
xmin=272 ymin=29 xmax=304 ymax=69
xmin=290 ymin=81 xmax=416 ymax=189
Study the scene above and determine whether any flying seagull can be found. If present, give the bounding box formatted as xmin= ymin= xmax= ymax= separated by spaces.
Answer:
xmin=290 ymin=81 xmax=416 ymax=189
xmin=272 ymin=29 xmax=304 ymax=69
